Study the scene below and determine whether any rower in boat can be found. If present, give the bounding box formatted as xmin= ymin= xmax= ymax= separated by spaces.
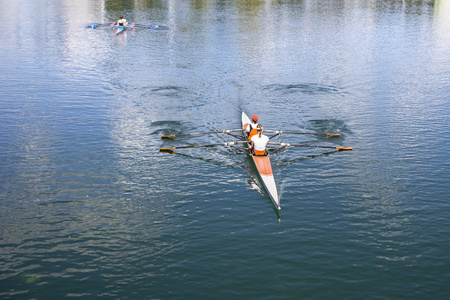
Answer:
xmin=245 ymin=114 xmax=259 ymax=141
xmin=250 ymin=125 xmax=270 ymax=156
xmin=159 ymin=111 xmax=351 ymax=211
xmin=117 ymin=16 xmax=128 ymax=27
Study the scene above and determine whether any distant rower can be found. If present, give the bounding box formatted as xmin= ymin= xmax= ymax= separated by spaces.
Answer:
xmin=117 ymin=16 xmax=128 ymax=27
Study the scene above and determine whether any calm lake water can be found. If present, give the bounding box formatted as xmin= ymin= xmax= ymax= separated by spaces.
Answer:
xmin=1 ymin=0 xmax=449 ymax=298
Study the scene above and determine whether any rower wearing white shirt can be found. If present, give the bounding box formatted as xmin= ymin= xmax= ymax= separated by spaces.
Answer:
xmin=250 ymin=124 xmax=269 ymax=156
xmin=246 ymin=114 xmax=259 ymax=141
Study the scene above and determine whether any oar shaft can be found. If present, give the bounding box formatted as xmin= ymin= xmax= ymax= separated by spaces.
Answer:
xmin=268 ymin=142 xmax=352 ymax=151
xmin=270 ymin=145 xmax=289 ymax=155
xmin=161 ymin=129 xmax=243 ymax=138
xmin=160 ymin=141 xmax=247 ymax=151
xmin=265 ymin=130 xmax=340 ymax=136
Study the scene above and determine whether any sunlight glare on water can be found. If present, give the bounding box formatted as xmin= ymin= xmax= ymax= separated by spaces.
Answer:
xmin=0 ymin=0 xmax=449 ymax=298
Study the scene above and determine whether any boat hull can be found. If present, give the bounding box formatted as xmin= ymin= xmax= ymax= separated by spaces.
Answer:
xmin=116 ymin=25 xmax=126 ymax=35
xmin=241 ymin=112 xmax=280 ymax=210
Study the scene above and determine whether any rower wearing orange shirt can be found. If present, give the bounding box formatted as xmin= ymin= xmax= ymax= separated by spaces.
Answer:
xmin=245 ymin=114 xmax=259 ymax=141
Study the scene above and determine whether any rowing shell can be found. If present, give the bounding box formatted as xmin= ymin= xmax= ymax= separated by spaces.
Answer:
xmin=116 ymin=25 xmax=126 ymax=35
xmin=242 ymin=112 xmax=281 ymax=210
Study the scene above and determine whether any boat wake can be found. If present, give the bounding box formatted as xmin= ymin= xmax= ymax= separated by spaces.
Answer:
xmin=247 ymin=179 xmax=263 ymax=194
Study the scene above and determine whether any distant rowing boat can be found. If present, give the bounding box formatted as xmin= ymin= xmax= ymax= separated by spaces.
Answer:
xmin=111 ymin=23 xmax=135 ymax=35
xmin=115 ymin=25 xmax=126 ymax=35
xmin=89 ymin=23 xmax=167 ymax=31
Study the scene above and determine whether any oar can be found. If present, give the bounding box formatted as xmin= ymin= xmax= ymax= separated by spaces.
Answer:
xmin=111 ymin=22 xmax=134 ymax=27
xmin=265 ymin=130 xmax=341 ymax=137
xmin=160 ymin=141 xmax=247 ymax=152
xmin=161 ymin=129 xmax=243 ymax=139
xmin=268 ymin=142 xmax=352 ymax=151
xmin=270 ymin=145 xmax=289 ymax=155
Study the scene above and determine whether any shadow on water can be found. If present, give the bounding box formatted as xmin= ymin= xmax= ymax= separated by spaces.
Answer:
xmin=143 ymin=86 xmax=190 ymax=97
xmin=263 ymin=83 xmax=347 ymax=95
xmin=158 ymin=142 xmax=282 ymax=219
xmin=158 ymin=146 xmax=242 ymax=169
xmin=276 ymin=150 xmax=340 ymax=167
xmin=306 ymin=119 xmax=353 ymax=136
xmin=151 ymin=121 xmax=183 ymax=127
xmin=151 ymin=121 xmax=196 ymax=137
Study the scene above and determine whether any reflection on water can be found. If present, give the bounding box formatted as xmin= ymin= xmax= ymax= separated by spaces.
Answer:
xmin=1 ymin=0 xmax=450 ymax=298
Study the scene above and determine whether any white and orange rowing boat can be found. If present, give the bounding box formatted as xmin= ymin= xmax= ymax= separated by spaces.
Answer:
xmin=241 ymin=112 xmax=280 ymax=210
xmin=159 ymin=112 xmax=351 ymax=211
